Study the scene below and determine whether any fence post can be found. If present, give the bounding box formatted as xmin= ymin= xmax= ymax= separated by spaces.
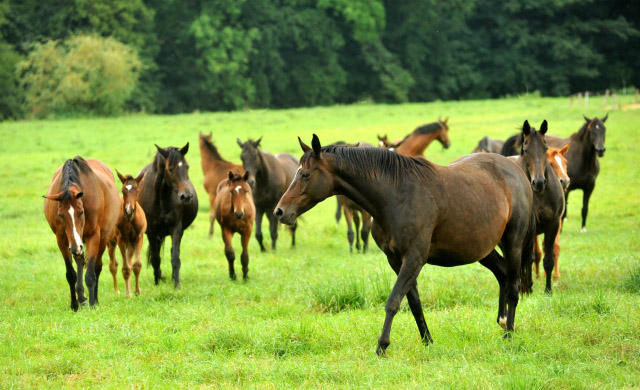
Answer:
xmin=603 ymin=89 xmax=610 ymax=107
xmin=585 ymin=91 xmax=589 ymax=108
xmin=612 ymin=93 xmax=617 ymax=110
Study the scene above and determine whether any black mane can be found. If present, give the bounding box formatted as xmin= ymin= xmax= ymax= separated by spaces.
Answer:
xmin=154 ymin=147 xmax=183 ymax=169
xmin=59 ymin=156 xmax=90 ymax=200
xmin=202 ymin=137 xmax=229 ymax=162
xmin=413 ymin=122 xmax=443 ymax=136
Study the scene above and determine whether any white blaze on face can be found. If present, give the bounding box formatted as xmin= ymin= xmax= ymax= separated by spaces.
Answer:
xmin=125 ymin=184 xmax=133 ymax=190
xmin=235 ymin=185 xmax=242 ymax=193
xmin=378 ymin=140 xmax=384 ymax=147
xmin=554 ymin=156 xmax=567 ymax=178
xmin=126 ymin=203 xmax=132 ymax=214
xmin=68 ymin=206 xmax=83 ymax=250
xmin=178 ymin=162 xmax=183 ymax=167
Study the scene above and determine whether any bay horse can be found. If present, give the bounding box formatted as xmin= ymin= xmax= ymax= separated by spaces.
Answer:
xmin=107 ymin=170 xmax=147 ymax=297
xmin=472 ymin=136 xmax=504 ymax=153
xmin=545 ymin=114 xmax=608 ymax=232
xmin=377 ymin=117 xmax=450 ymax=157
xmin=507 ymin=120 xmax=565 ymax=293
xmin=237 ymin=137 xmax=298 ymax=251
xmin=44 ymin=157 xmax=120 ymax=310
xmin=138 ymin=144 xmax=198 ymax=288
xmin=533 ymin=143 xmax=570 ymax=281
xmin=214 ymin=171 xmax=255 ymax=280
xmin=198 ymin=131 xmax=244 ymax=237
xmin=275 ymin=135 xmax=535 ymax=354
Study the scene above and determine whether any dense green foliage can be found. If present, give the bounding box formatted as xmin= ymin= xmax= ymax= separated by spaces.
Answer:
xmin=0 ymin=0 xmax=638 ymax=117
xmin=0 ymin=96 xmax=639 ymax=387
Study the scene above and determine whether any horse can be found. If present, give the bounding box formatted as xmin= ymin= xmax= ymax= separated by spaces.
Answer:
xmin=472 ymin=136 xmax=504 ymax=153
xmin=339 ymin=195 xmax=372 ymax=253
xmin=533 ymin=143 xmax=570 ymax=281
xmin=545 ymin=114 xmax=608 ymax=232
xmin=377 ymin=117 xmax=450 ymax=157
xmin=214 ymin=171 xmax=255 ymax=280
xmin=44 ymin=157 xmax=120 ymax=310
xmin=138 ymin=144 xmax=198 ymax=288
xmin=237 ymin=137 xmax=298 ymax=251
xmin=107 ymin=170 xmax=147 ymax=297
xmin=507 ymin=120 xmax=565 ymax=293
xmin=198 ymin=131 xmax=244 ymax=237
xmin=275 ymin=135 xmax=536 ymax=354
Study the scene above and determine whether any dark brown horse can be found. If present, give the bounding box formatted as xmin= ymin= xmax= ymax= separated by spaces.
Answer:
xmin=138 ymin=144 xmax=198 ymax=288
xmin=275 ymin=135 xmax=535 ymax=354
xmin=198 ymin=131 xmax=244 ymax=237
xmin=237 ymin=137 xmax=298 ymax=251
xmin=44 ymin=157 xmax=120 ymax=310
xmin=377 ymin=117 xmax=450 ymax=157
xmin=107 ymin=170 xmax=147 ymax=297
xmin=507 ymin=120 xmax=565 ymax=293
xmin=545 ymin=114 xmax=608 ymax=232
xmin=214 ymin=171 xmax=255 ymax=280
xmin=472 ymin=136 xmax=504 ymax=153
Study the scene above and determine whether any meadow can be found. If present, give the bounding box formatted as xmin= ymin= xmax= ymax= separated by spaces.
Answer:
xmin=0 ymin=95 xmax=639 ymax=389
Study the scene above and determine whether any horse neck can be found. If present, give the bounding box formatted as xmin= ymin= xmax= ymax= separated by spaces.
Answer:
xmin=571 ymin=131 xmax=598 ymax=168
xmin=254 ymin=151 xmax=272 ymax=185
xmin=199 ymin=141 xmax=227 ymax=170
xmin=397 ymin=132 xmax=437 ymax=155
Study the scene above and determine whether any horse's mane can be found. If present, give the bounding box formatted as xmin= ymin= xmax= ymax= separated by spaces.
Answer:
xmin=576 ymin=121 xmax=590 ymax=140
xmin=59 ymin=156 xmax=90 ymax=200
xmin=500 ymin=134 xmax=523 ymax=156
xmin=412 ymin=122 xmax=442 ymax=136
xmin=202 ymin=137 xmax=229 ymax=162
xmin=153 ymin=147 xmax=183 ymax=169
xmin=313 ymin=145 xmax=437 ymax=185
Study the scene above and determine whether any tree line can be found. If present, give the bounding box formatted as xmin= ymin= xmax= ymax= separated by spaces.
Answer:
xmin=0 ymin=0 xmax=637 ymax=119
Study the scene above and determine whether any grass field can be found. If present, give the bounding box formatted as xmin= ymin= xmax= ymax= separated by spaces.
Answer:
xmin=1 ymin=94 xmax=639 ymax=389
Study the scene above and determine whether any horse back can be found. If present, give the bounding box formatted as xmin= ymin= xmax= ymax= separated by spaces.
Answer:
xmin=84 ymin=159 xmax=120 ymax=237
xmin=546 ymin=134 xmax=570 ymax=149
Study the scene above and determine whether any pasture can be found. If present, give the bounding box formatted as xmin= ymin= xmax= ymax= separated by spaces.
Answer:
xmin=1 ymin=95 xmax=639 ymax=388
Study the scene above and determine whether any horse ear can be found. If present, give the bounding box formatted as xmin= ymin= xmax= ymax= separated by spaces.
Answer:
xmin=70 ymin=187 xmax=83 ymax=199
xmin=311 ymin=134 xmax=322 ymax=158
xmin=377 ymin=135 xmax=383 ymax=141
xmin=522 ymin=120 xmax=531 ymax=136
xmin=155 ymin=144 xmax=169 ymax=158
xmin=559 ymin=142 xmax=571 ymax=155
xmin=43 ymin=191 xmax=64 ymax=201
xmin=444 ymin=117 xmax=449 ymax=124
xmin=583 ymin=114 xmax=592 ymax=124
xmin=243 ymin=171 xmax=250 ymax=181
xmin=116 ymin=169 xmax=126 ymax=184
xmin=237 ymin=138 xmax=244 ymax=148
xmin=602 ymin=112 xmax=609 ymax=123
xmin=228 ymin=171 xmax=234 ymax=180
xmin=179 ymin=143 xmax=189 ymax=155
xmin=255 ymin=136 xmax=262 ymax=148
xmin=135 ymin=170 xmax=145 ymax=184
xmin=540 ymin=120 xmax=548 ymax=135
xmin=298 ymin=136 xmax=311 ymax=153
xmin=75 ymin=191 xmax=83 ymax=199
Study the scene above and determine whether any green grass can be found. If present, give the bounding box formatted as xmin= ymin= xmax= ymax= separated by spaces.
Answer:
xmin=1 ymin=94 xmax=639 ymax=388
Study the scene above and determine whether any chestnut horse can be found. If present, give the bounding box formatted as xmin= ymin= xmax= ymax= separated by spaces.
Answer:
xmin=533 ymin=143 xmax=570 ymax=281
xmin=107 ymin=170 xmax=147 ymax=297
xmin=275 ymin=135 xmax=535 ymax=354
xmin=472 ymin=136 xmax=504 ymax=153
xmin=214 ymin=171 xmax=255 ymax=280
xmin=44 ymin=157 xmax=120 ymax=310
xmin=237 ymin=137 xmax=298 ymax=251
xmin=545 ymin=114 xmax=608 ymax=232
xmin=507 ymin=120 xmax=565 ymax=293
xmin=138 ymin=144 xmax=198 ymax=288
xmin=377 ymin=117 xmax=450 ymax=157
xmin=198 ymin=131 xmax=244 ymax=237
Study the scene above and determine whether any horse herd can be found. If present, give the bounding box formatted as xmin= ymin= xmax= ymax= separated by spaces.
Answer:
xmin=43 ymin=114 xmax=608 ymax=354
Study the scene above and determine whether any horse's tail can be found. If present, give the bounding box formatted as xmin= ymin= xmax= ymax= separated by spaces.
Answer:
xmin=500 ymin=134 xmax=522 ymax=156
xmin=520 ymin=197 xmax=536 ymax=295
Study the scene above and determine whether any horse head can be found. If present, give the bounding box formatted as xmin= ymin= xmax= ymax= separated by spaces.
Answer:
xmin=155 ymin=143 xmax=194 ymax=204
xmin=227 ymin=171 xmax=252 ymax=220
xmin=437 ymin=116 xmax=451 ymax=149
xmin=44 ymin=185 xmax=85 ymax=257
xmin=237 ymin=137 xmax=263 ymax=188
xmin=275 ymin=134 xmax=334 ymax=225
xmin=521 ymin=119 xmax=549 ymax=193
xmin=377 ymin=135 xmax=391 ymax=148
xmin=116 ymin=170 xmax=144 ymax=220
xmin=547 ymin=143 xmax=571 ymax=190
xmin=584 ymin=114 xmax=607 ymax=157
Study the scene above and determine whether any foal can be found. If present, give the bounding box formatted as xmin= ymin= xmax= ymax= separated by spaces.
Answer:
xmin=108 ymin=171 xmax=147 ymax=297
xmin=214 ymin=171 xmax=255 ymax=280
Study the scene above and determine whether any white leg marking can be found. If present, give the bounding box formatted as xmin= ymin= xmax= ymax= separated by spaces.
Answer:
xmin=581 ymin=227 xmax=587 ymax=233
xmin=68 ymin=206 xmax=83 ymax=249
xmin=499 ymin=316 xmax=507 ymax=330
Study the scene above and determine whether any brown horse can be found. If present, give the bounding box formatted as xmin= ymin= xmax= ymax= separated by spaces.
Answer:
xmin=138 ymin=144 xmax=198 ymax=288
xmin=545 ymin=114 xmax=608 ymax=232
xmin=377 ymin=117 xmax=450 ymax=157
xmin=44 ymin=157 xmax=120 ymax=310
xmin=533 ymin=143 xmax=570 ymax=281
xmin=339 ymin=195 xmax=372 ymax=253
xmin=107 ymin=170 xmax=147 ymax=297
xmin=275 ymin=135 xmax=535 ymax=354
xmin=214 ymin=171 xmax=255 ymax=280
xmin=507 ymin=120 xmax=565 ymax=293
xmin=472 ymin=136 xmax=504 ymax=153
xmin=237 ymin=137 xmax=298 ymax=251
xmin=198 ymin=132 xmax=244 ymax=237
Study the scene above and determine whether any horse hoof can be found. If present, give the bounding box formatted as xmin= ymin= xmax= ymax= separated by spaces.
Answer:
xmin=498 ymin=316 xmax=507 ymax=330
xmin=71 ymin=302 xmax=79 ymax=312
xmin=375 ymin=346 xmax=387 ymax=357
xmin=503 ymin=332 xmax=513 ymax=340
xmin=580 ymin=227 xmax=587 ymax=233
xmin=79 ymin=298 xmax=88 ymax=306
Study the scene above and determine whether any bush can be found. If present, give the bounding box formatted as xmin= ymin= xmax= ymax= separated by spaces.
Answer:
xmin=18 ymin=34 xmax=141 ymax=118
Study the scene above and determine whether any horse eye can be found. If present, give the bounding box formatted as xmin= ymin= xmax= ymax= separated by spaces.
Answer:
xmin=301 ymin=172 xmax=310 ymax=180
xmin=79 ymin=211 xmax=84 ymax=217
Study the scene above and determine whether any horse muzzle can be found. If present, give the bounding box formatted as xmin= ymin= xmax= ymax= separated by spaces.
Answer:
xmin=234 ymin=210 xmax=245 ymax=220
xmin=559 ymin=178 xmax=570 ymax=190
xmin=274 ymin=207 xmax=296 ymax=226
xmin=179 ymin=191 xmax=194 ymax=204
xmin=532 ymin=178 xmax=547 ymax=193
xmin=596 ymin=148 xmax=605 ymax=157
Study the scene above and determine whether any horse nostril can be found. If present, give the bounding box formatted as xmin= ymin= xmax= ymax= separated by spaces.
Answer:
xmin=543 ymin=179 xmax=547 ymax=185
xmin=275 ymin=208 xmax=283 ymax=217
xmin=248 ymin=180 xmax=255 ymax=187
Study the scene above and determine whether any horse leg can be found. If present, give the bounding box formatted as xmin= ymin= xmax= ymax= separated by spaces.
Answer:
xmin=543 ymin=222 xmax=560 ymax=294
xmin=133 ymin=233 xmax=144 ymax=295
xmin=335 ymin=197 xmax=342 ymax=225
xmin=56 ymin=233 xmax=79 ymax=311
xmin=254 ymin=210 xmax=266 ymax=252
xmin=209 ymin=195 xmax=216 ymax=238
xmin=562 ymin=191 xmax=569 ymax=221
xmin=553 ymin=219 xmax=562 ymax=280
xmin=479 ymin=250 xmax=508 ymax=329
xmin=361 ymin=213 xmax=372 ymax=253
xmin=533 ymin=236 xmax=542 ymax=279
xmin=343 ymin=206 xmax=355 ymax=252
xmin=107 ymin=235 xmax=119 ymax=294
xmin=170 ymin=226 xmax=184 ymax=288
xmin=73 ymin=253 xmax=87 ymax=306
xmin=83 ymin=234 xmax=100 ymax=307
xmin=148 ymin=233 xmax=163 ymax=284
xmin=353 ymin=211 xmax=361 ymax=252
xmin=241 ymin=227 xmax=251 ymax=280
xmin=289 ymin=222 xmax=297 ymax=248
xmin=267 ymin=212 xmax=279 ymax=251
xmin=502 ymin=246 xmax=522 ymax=335
xmin=377 ymin=250 xmax=427 ymax=355
xmin=221 ymin=228 xmax=236 ymax=280
xmin=121 ymin=242 xmax=133 ymax=298
xmin=581 ymin=183 xmax=595 ymax=232
xmin=92 ymin=235 xmax=109 ymax=305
